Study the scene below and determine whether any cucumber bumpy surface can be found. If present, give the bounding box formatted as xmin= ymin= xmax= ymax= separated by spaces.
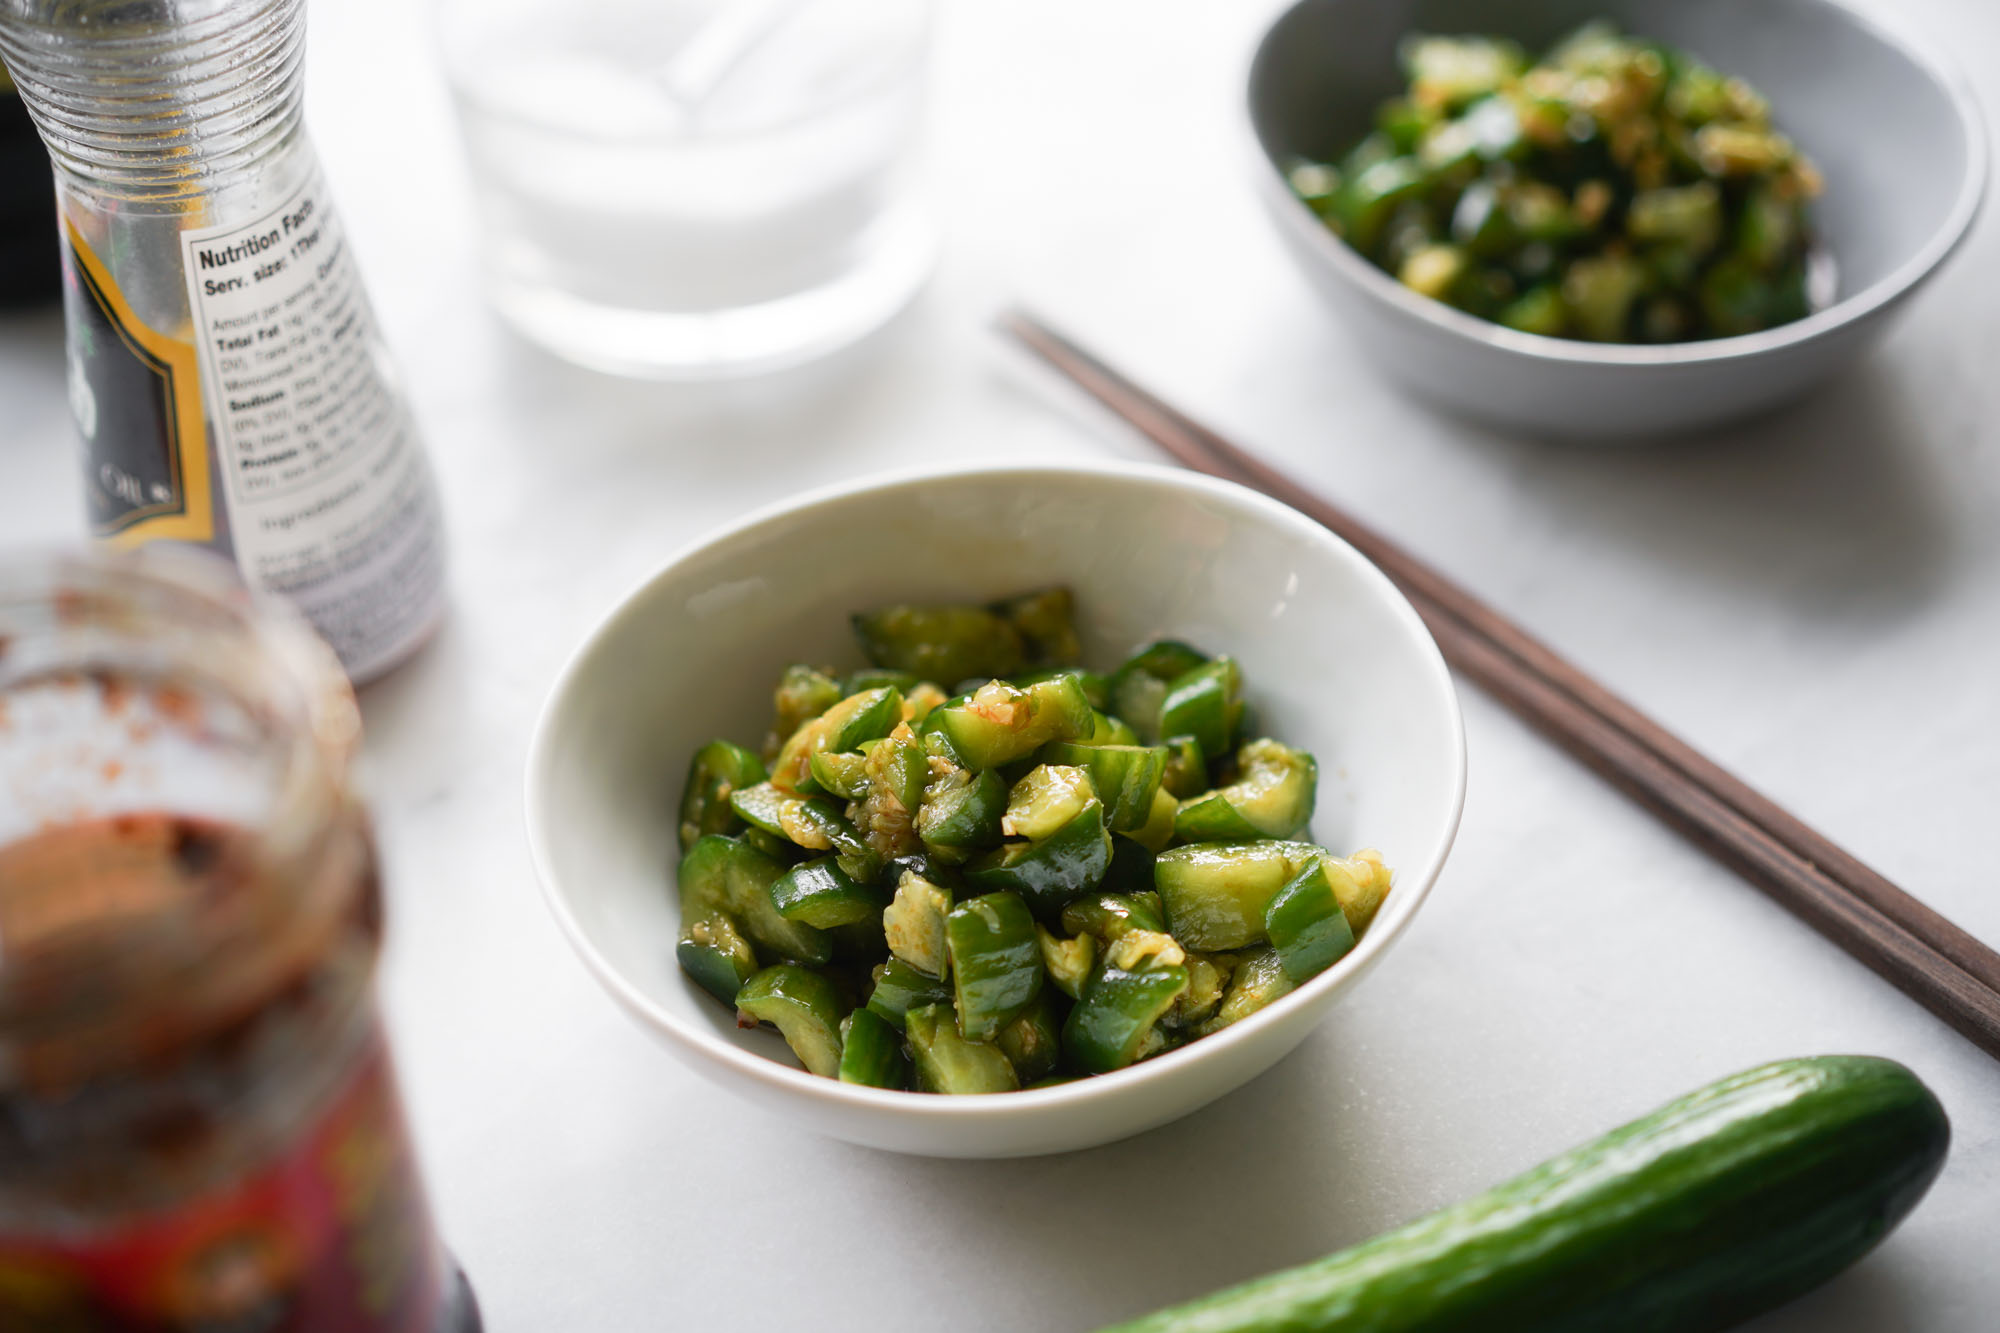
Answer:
xmin=1100 ymin=1055 xmax=1948 ymax=1333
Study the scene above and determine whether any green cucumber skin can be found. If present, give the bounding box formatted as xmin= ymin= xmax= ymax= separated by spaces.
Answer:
xmin=1100 ymin=1057 xmax=1948 ymax=1333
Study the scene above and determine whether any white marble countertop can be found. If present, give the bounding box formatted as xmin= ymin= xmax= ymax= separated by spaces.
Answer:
xmin=3 ymin=0 xmax=1997 ymax=1327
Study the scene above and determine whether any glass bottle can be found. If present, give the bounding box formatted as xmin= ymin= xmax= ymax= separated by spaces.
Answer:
xmin=0 ymin=0 xmax=448 ymax=685
xmin=0 ymin=546 xmax=480 ymax=1331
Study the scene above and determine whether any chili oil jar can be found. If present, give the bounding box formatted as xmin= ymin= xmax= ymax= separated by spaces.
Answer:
xmin=0 ymin=547 xmax=478 ymax=1331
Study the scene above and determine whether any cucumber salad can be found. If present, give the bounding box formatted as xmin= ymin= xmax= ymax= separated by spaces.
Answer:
xmin=1290 ymin=23 xmax=1825 ymax=343
xmin=672 ymin=587 xmax=1391 ymax=1093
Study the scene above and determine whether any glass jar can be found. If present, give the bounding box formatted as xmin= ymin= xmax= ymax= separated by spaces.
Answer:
xmin=0 ymin=547 xmax=478 ymax=1331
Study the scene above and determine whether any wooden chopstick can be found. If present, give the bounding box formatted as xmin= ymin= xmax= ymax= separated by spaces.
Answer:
xmin=1000 ymin=307 xmax=2000 ymax=1061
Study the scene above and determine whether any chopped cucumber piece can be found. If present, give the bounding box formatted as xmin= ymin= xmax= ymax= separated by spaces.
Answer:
xmin=1103 ymin=928 xmax=1187 ymax=973
xmin=1404 ymin=34 xmax=1525 ymax=111
xmin=741 ymin=825 xmax=799 ymax=865
xmin=1128 ymin=784 xmax=1180 ymax=854
xmin=1062 ymin=962 xmax=1189 ymax=1075
xmin=1173 ymin=738 xmax=1317 ymax=841
xmin=930 ymin=676 xmax=1095 ymax=769
xmin=678 ymin=740 xmax=766 ymax=852
xmin=770 ymin=857 xmax=889 ymax=929
xmin=1159 ymin=734 xmax=1208 ymax=800
xmin=771 ymin=685 xmax=903 ymax=794
xmin=907 ymin=1003 xmax=1019 ymax=1093
xmin=678 ymin=835 xmax=830 ymax=967
xmin=1014 ymin=667 xmax=1108 ymax=711
xmin=1500 ymin=283 xmax=1567 ymax=336
xmin=865 ymin=958 xmax=953 ymax=1030
xmin=1060 ymin=892 xmax=1167 ymax=943
xmin=725 ymin=790 xmax=882 ymax=893
xmin=1063 ymin=708 xmax=1139 ymax=748
xmin=1037 ymin=925 xmax=1096 ymax=1000
xmin=903 ymin=682 xmax=950 ymax=725
xmin=853 ymin=605 xmax=1025 ymax=684
xmin=1399 ymin=243 xmax=1468 ymax=301
xmin=1110 ymin=672 xmax=1169 ymax=743
xmin=882 ymin=872 xmax=952 ymax=978
xmin=1563 ymin=253 xmax=1647 ymax=342
xmin=1626 ymin=182 xmax=1722 ymax=254
xmin=964 ymin=799 xmax=1113 ymax=919
xmin=769 ymin=665 xmax=842 ymax=754
xmin=994 ymin=588 xmax=1083 ymax=666
xmin=1264 ymin=859 xmax=1357 ymax=982
xmin=807 ymin=748 xmax=870 ymax=801
xmin=1003 ymin=764 xmax=1097 ymax=841
xmin=838 ymin=1009 xmax=911 ymax=1088
xmin=1107 ymin=640 xmax=1208 ymax=742
xmin=996 ymin=989 xmax=1065 ymax=1085
xmin=844 ymin=667 xmax=924 ymax=696
xmin=1737 ymin=182 xmax=1799 ymax=271
xmin=1158 ymin=658 xmax=1243 ymax=760
xmin=1326 ymin=847 xmax=1395 ymax=934
xmin=736 ymin=965 xmax=845 ymax=1077
xmin=1331 ymin=157 xmax=1427 ymax=254
xmin=676 ymin=913 xmax=759 ymax=1007
xmin=1118 ymin=640 xmax=1210 ymax=683
xmin=1152 ymin=839 xmax=1329 ymax=951
xmin=916 ymin=768 xmax=1007 ymax=853
xmin=868 ymin=732 xmax=929 ymax=812
xmin=1167 ymin=952 xmax=1230 ymax=1028
xmin=728 ymin=781 xmax=812 ymax=840
xmin=825 ymin=687 xmax=905 ymax=751
xmin=1196 ymin=945 xmax=1295 ymax=1034
xmin=852 ymin=730 xmax=927 ymax=861
xmin=1041 ymin=742 xmax=1168 ymax=834
xmin=946 ymin=892 xmax=1044 ymax=1042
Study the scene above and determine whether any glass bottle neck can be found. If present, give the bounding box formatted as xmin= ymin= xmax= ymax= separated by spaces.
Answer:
xmin=0 ymin=0 xmax=306 ymax=201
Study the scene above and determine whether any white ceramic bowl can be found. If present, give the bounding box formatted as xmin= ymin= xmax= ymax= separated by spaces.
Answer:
xmin=526 ymin=462 xmax=1465 ymax=1157
xmin=1247 ymin=0 xmax=1988 ymax=438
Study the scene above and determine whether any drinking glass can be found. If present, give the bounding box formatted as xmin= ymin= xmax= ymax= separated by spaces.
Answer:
xmin=438 ymin=0 xmax=934 ymax=379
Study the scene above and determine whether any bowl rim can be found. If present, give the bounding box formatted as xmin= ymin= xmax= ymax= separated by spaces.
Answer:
xmin=525 ymin=458 xmax=1468 ymax=1120
xmin=1244 ymin=0 xmax=1990 ymax=367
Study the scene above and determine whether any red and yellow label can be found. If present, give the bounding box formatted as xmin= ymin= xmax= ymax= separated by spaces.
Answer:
xmin=0 ymin=1033 xmax=448 ymax=1332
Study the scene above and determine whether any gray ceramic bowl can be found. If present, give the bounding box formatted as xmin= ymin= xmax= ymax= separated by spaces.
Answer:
xmin=1248 ymin=0 xmax=1987 ymax=438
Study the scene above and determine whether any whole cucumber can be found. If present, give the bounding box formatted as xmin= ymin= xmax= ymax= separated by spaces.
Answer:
xmin=1100 ymin=1056 xmax=1948 ymax=1333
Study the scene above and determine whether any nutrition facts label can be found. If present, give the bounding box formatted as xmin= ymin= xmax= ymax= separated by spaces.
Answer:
xmin=181 ymin=167 xmax=446 ymax=680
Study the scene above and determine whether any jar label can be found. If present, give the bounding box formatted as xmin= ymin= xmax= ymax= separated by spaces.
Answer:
xmin=0 ymin=1032 xmax=450 ymax=1332
xmin=175 ymin=167 xmax=448 ymax=682
xmin=60 ymin=223 xmax=216 ymax=547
